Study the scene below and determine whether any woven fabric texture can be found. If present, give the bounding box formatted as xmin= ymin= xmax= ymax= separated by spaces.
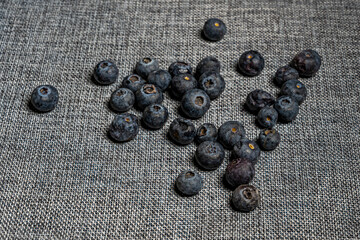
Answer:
xmin=0 ymin=0 xmax=359 ymax=238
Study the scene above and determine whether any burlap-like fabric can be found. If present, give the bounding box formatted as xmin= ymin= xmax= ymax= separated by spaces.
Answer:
xmin=0 ymin=0 xmax=359 ymax=238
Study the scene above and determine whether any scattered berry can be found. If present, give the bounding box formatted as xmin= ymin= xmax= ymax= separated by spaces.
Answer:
xmin=108 ymin=113 xmax=139 ymax=142
xmin=31 ymin=85 xmax=59 ymax=112
xmin=258 ymin=129 xmax=281 ymax=151
xmin=238 ymin=50 xmax=265 ymax=76
xmin=122 ymin=74 xmax=146 ymax=93
xmin=110 ymin=88 xmax=135 ymax=112
xmin=135 ymin=57 xmax=159 ymax=79
xmin=218 ymin=121 xmax=246 ymax=149
xmin=232 ymin=139 xmax=260 ymax=165
xmin=246 ymin=89 xmax=275 ymax=113
xmin=232 ymin=184 xmax=260 ymax=212
xmin=274 ymin=65 xmax=299 ymax=86
xmin=291 ymin=49 xmax=321 ymax=77
xmin=168 ymin=118 xmax=196 ymax=145
xmin=202 ymin=18 xmax=227 ymax=41
xmin=171 ymin=73 xmax=197 ymax=99
xmin=225 ymin=158 xmax=255 ymax=188
xmin=257 ymin=106 xmax=278 ymax=129
xmin=147 ymin=69 xmax=172 ymax=92
xmin=280 ymin=79 xmax=307 ymax=105
xmin=176 ymin=170 xmax=203 ymax=196
xmin=198 ymin=71 xmax=225 ymax=100
xmin=274 ymin=95 xmax=299 ymax=122
xmin=195 ymin=141 xmax=225 ymax=170
xmin=196 ymin=123 xmax=217 ymax=144
xmin=93 ymin=60 xmax=119 ymax=85
xmin=168 ymin=61 xmax=192 ymax=76
xmin=196 ymin=56 xmax=221 ymax=78
xmin=135 ymin=84 xmax=163 ymax=110
xmin=142 ymin=103 xmax=168 ymax=129
xmin=181 ymin=89 xmax=211 ymax=119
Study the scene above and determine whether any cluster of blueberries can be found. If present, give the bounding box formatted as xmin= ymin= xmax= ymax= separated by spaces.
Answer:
xmin=29 ymin=18 xmax=321 ymax=213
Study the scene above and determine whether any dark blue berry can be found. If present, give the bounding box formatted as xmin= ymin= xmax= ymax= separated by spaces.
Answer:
xmin=274 ymin=95 xmax=299 ymax=122
xmin=203 ymin=18 xmax=227 ymax=41
xmin=135 ymin=57 xmax=159 ymax=79
xmin=168 ymin=61 xmax=192 ymax=76
xmin=238 ymin=50 xmax=264 ymax=76
xmin=147 ymin=69 xmax=172 ymax=91
xmin=198 ymin=71 xmax=225 ymax=100
xmin=195 ymin=141 xmax=225 ymax=170
xmin=168 ymin=118 xmax=196 ymax=145
xmin=274 ymin=65 xmax=299 ymax=86
xmin=122 ymin=74 xmax=146 ymax=93
xmin=280 ymin=79 xmax=307 ymax=105
xmin=31 ymin=85 xmax=59 ymax=112
xmin=196 ymin=123 xmax=217 ymax=144
xmin=246 ymin=89 xmax=275 ymax=113
xmin=258 ymin=129 xmax=280 ymax=151
xmin=291 ymin=49 xmax=321 ymax=77
xmin=232 ymin=184 xmax=260 ymax=212
xmin=257 ymin=106 xmax=278 ymax=129
xmin=232 ymin=139 xmax=260 ymax=165
xmin=181 ymin=89 xmax=210 ymax=119
xmin=110 ymin=88 xmax=135 ymax=112
xmin=176 ymin=170 xmax=203 ymax=196
xmin=218 ymin=121 xmax=246 ymax=149
xmin=135 ymin=84 xmax=163 ymax=110
xmin=93 ymin=60 xmax=119 ymax=85
xmin=171 ymin=73 xmax=197 ymax=99
xmin=108 ymin=113 xmax=139 ymax=142
xmin=142 ymin=103 xmax=168 ymax=129
xmin=226 ymin=158 xmax=255 ymax=188
xmin=195 ymin=56 xmax=221 ymax=78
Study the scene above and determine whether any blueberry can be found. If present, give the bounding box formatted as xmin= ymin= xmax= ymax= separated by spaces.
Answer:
xmin=171 ymin=73 xmax=197 ymax=99
xmin=181 ymin=89 xmax=210 ymax=119
xmin=280 ymin=79 xmax=307 ymax=105
xmin=218 ymin=121 xmax=246 ymax=149
xmin=274 ymin=95 xmax=299 ymax=122
xmin=122 ymin=74 xmax=146 ymax=93
xmin=232 ymin=184 xmax=260 ymax=212
xmin=135 ymin=57 xmax=159 ymax=79
xmin=274 ymin=65 xmax=299 ymax=87
xmin=168 ymin=118 xmax=196 ymax=145
xmin=245 ymin=89 xmax=275 ymax=113
xmin=238 ymin=50 xmax=265 ymax=76
xmin=108 ymin=113 xmax=139 ymax=142
xmin=168 ymin=61 xmax=192 ymax=76
xmin=31 ymin=85 xmax=59 ymax=112
xmin=232 ymin=139 xmax=260 ymax=165
xmin=258 ymin=129 xmax=280 ymax=151
xmin=195 ymin=56 xmax=221 ymax=78
xmin=196 ymin=123 xmax=217 ymax=144
xmin=198 ymin=71 xmax=225 ymax=100
xmin=93 ymin=60 xmax=119 ymax=85
xmin=142 ymin=103 xmax=168 ymax=129
xmin=195 ymin=141 xmax=225 ymax=170
xmin=135 ymin=84 xmax=163 ymax=110
xmin=109 ymin=88 xmax=135 ymax=112
xmin=202 ymin=18 xmax=227 ymax=41
xmin=257 ymin=106 xmax=278 ymax=129
xmin=225 ymin=158 xmax=255 ymax=188
xmin=147 ymin=69 xmax=172 ymax=91
xmin=176 ymin=170 xmax=203 ymax=196
xmin=291 ymin=49 xmax=321 ymax=77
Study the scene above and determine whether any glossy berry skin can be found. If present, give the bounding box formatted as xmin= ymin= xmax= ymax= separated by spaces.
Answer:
xmin=168 ymin=118 xmax=196 ymax=145
xmin=93 ymin=60 xmax=119 ymax=85
xmin=176 ymin=170 xmax=203 ymax=196
xmin=246 ymin=89 xmax=275 ymax=113
xmin=258 ymin=129 xmax=281 ymax=151
xmin=218 ymin=121 xmax=246 ymax=149
xmin=195 ymin=56 xmax=221 ymax=78
xmin=168 ymin=61 xmax=192 ymax=76
xmin=135 ymin=57 xmax=159 ymax=79
xmin=122 ymin=74 xmax=146 ymax=93
xmin=238 ymin=50 xmax=265 ymax=76
xmin=291 ymin=49 xmax=321 ymax=77
xmin=135 ymin=84 xmax=163 ymax=110
xmin=181 ymin=89 xmax=210 ymax=119
xmin=147 ymin=70 xmax=172 ymax=91
xmin=274 ymin=95 xmax=299 ymax=122
xmin=31 ymin=85 xmax=59 ymax=112
xmin=232 ymin=139 xmax=261 ymax=165
xmin=257 ymin=106 xmax=278 ymax=129
xmin=108 ymin=113 xmax=139 ymax=142
xmin=142 ymin=103 xmax=168 ymax=129
xmin=110 ymin=88 xmax=135 ymax=112
xmin=198 ymin=71 xmax=225 ymax=100
xmin=203 ymin=18 xmax=227 ymax=41
xmin=280 ymin=79 xmax=307 ymax=105
xmin=195 ymin=141 xmax=225 ymax=170
xmin=232 ymin=185 xmax=260 ymax=212
xmin=171 ymin=73 xmax=197 ymax=99
xmin=196 ymin=123 xmax=217 ymax=144
xmin=274 ymin=65 xmax=299 ymax=86
xmin=225 ymin=158 xmax=255 ymax=188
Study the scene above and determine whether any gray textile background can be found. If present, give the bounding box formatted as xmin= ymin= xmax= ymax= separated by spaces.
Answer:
xmin=0 ymin=0 xmax=359 ymax=238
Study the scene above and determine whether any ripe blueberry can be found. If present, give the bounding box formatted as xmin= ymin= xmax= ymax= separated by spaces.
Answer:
xmin=108 ymin=113 xmax=139 ymax=142
xmin=196 ymin=123 xmax=217 ymax=144
xmin=225 ymin=158 xmax=255 ymax=188
xmin=195 ymin=141 xmax=225 ymax=170
xmin=238 ymin=50 xmax=265 ymax=76
xmin=181 ymin=89 xmax=210 ymax=119
xmin=202 ymin=18 xmax=227 ymax=41
xmin=245 ymin=89 xmax=275 ymax=113
xmin=147 ymin=69 xmax=172 ymax=92
xmin=110 ymin=88 xmax=135 ymax=112
xmin=280 ymin=79 xmax=307 ymax=105
xmin=135 ymin=84 xmax=163 ymax=110
xmin=258 ymin=129 xmax=280 ymax=151
xmin=232 ymin=139 xmax=260 ymax=165
xmin=274 ymin=65 xmax=299 ymax=87
xmin=218 ymin=121 xmax=246 ymax=149
xmin=168 ymin=118 xmax=196 ymax=145
xmin=198 ymin=71 xmax=225 ymax=100
xmin=232 ymin=184 xmax=260 ymax=212
xmin=291 ymin=49 xmax=321 ymax=77
xmin=93 ymin=60 xmax=119 ymax=85
xmin=122 ymin=74 xmax=146 ymax=93
xmin=257 ymin=106 xmax=278 ymax=129
xmin=274 ymin=95 xmax=299 ymax=122
xmin=171 ymin=73 xmax=197 ymax=99
xmin=142 ymin=103 xmax=168 ymax=130
xmin=195 ymin=56 xmax=221 ymax=78
xmin=176 ymin=170 xmax=203 ymax=196
xmin=168 ymin=61 xmax=192 ymax=76
xmin=31 ymin=85 xmax=59 ymax=112
xmin=135 ymin=57 xmax=159 ymax=79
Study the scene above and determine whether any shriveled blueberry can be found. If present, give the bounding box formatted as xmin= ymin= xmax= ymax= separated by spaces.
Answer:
xmin=258 ymin=129 xmax=280 ymax=151
xmin=232 ymin=139 xmax=260 ymax=165
xmin=198 ymin=71 xmax=225 ymax=100
xmin=274 ymin=95 xmax=299 ymax=122
xmin=168 ymin=118 xmax=196 ymax=145
xmin=135 ymin=84 xmax=163 ymax=110
xmin=109 ymin=88 xmax=135 ymax=112
xmin=232 ymin=184 xmax=260 ymax=212
xmin=168 ymin=61 xmax=192 ymax=76
xmin=195 ymin=56 xmax=221 ymax=78
xmin=142 ymin=103 xmax=168 ymax=129
xmin=181 ymin=89 xmax=210 ymax=119
xmin=195 ymin=141 xmax=225 ymax=170
xmin=274 ymin=65 xmax=299 ymax=86
xmin=147 ymin=69 xmax=172 ymax=91
xmin=238 ymin=50 xmax=265 ymax=76
xmin=280 ymin=79 xmax=307 ymax=105
xmin=93 ymin=60 xmax=119 ymax=85
xmin=122 ymin=74 xmax=146 ymax=93
xmin=135 ymin=57 xmax=159 ymax=79
xmin=196 ymin=123 xmax=217 ymax=144
xmin=108 ymin=113 xmax=139 ymax=142
xmin=218 ymin=121 xmax=246 ymax=149
xmin=176 ymin=170 xmax=202 ymax=196
xmin=257 ymin=106 xmax=278 ymax=129
xmin=225 ymin=158 xmax=255 ymax=188
xmin=202 ymin=18 xmax=227 ymax=41
xmin=291 ymin=49 xmax=321 ymax=77
xmin=246 ymin=89 xmax=275 ymax=113
xmin=171 ymin=73 xmax=197 ymax=99
xmin=31 ymin=85 xmax=59 ymax=112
